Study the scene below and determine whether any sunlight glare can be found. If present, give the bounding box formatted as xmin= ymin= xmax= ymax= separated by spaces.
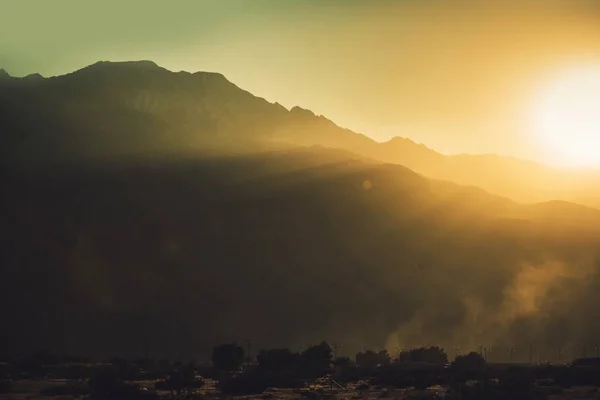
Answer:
xmin=530 ymin=65 xmax=600 ymax=168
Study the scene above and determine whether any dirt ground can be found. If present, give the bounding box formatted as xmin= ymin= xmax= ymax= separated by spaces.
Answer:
xmin=3 ymin=379 xmax=600 ymax=400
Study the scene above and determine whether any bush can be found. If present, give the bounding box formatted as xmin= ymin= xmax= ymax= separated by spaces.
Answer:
xmin=356 ymin=350 xmax=390 ymax=369
xmin=212 ymin=343 xmax=244 ymax=372
xmin=258 ymin=348 xmax=298 ymax=371
xmin=89 ymin=367 xmax=158 ymax=400
xmin=451 ymin=352 xmax=486 ymax=382
xmin=334 ymin=365 xmax=362 ymax=383
xmin=218 ymin=373 xmax=268 ymax=395
xmin=154 ymin=365 xmax=203 ymax=392
xmin=398 ymin=347 xmax=448 ymax=365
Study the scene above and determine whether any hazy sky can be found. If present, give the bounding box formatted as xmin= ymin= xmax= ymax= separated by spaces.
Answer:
xmin=3 ymin=0 xmax=600 ymax=163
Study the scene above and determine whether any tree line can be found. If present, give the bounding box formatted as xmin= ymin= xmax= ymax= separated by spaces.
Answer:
xmin=8 ymin=342 xmax=600 ymax=399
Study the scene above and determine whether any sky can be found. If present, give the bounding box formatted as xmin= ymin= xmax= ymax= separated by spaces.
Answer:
xmin=2 ymin=0 xmax=600 ymax=165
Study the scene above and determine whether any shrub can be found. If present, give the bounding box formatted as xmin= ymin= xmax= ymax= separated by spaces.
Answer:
xmin=89 ymin=367 xmax=158 ymax=400
xmin=212 ymin=343 xmax=244 ymax=372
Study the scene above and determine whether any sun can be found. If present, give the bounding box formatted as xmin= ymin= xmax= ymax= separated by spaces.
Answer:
xmin=529 ymin=65 xmax=600 ymax=168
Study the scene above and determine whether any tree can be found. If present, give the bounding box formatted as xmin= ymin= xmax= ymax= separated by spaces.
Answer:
xmin=298 ymin=342 xmax=333 ymax=378
xmin=397 ymin=346 xmax=448 ymax=364
xmin=257 ymin=348 xmax=298 ymax=371
xmin=333 ymin=356 xmax=353 ymax=369
xmin=452 ymin=352 xmax=486 ymax=371
xmin=356 ymin=350 xmax=390 ymax=369
xmin=452 ymin=351 xmax=487 ymax=382
xmin=212 ymin=343 xmax=244 ymax=372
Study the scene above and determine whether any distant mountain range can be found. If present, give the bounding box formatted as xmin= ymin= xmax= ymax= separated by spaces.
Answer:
xmin=2 ymin=61 xmax=600 ymax=360
xmin=1 ymin=61 xmax=599 ymax=208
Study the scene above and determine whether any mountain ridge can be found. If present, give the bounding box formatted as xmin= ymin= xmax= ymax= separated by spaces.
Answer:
xmin=1 ymin=60 xmax=599 ymax=208
xmin=2 ymin=62 xmax=600 ymax=358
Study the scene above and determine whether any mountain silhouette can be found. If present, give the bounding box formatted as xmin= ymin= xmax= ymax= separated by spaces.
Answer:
xmin=2 ymin=61 xmax=600 ymax=360
xmin=2 ymin=146 xmax=600 ymax=360
xmin=1 ymin=61 xmax=598 ymax=208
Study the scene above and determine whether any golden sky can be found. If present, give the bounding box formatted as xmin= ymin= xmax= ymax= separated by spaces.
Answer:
xmin=2 ymin=0 xmax=600 ymax=165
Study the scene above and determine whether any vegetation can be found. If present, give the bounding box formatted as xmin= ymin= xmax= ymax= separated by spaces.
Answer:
xmin=212 ymin=343 xmax=244 ymax=372
xmin=5 ymin=344 xmax=600 ymax=399
xmin=154 ymin=365 xmax=204 ymax=393
xmin=88 ymin=367 xmax=159 ymax=400
xmin=398 ymin=347 xmax=448 ymax=365
xmin=356 ymin=350 xmax=391 ymax=369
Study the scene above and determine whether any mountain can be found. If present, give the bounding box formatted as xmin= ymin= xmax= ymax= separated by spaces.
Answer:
xmin=2 ymin=61 xmax=600 ymax=360
xmin=1 ymin=60 xmax=599 ymax=208
xmin=0 ymin=61 xmax=291 ymax=163
xmin=374 ymin=140 xmax=600 ymax=209
xmin=278 ymin=115 xmax=600 ymax=209
xmin=2 ymin=146 xmax=600 ymax=360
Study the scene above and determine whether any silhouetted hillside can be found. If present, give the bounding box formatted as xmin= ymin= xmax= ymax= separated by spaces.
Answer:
xmin=0 ymin=61 xmax=288 ymax=163
xmin=1 ymin=146 xmax=600 ymax=361
xmin=2 ymin=61 xmax=598 ymax=207
xmin=3 ymin=62 xmax=600 ymax=361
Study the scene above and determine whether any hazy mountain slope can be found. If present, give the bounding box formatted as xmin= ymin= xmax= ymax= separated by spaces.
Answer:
xmin=2 ymin=61 xmax=599 ymax=207
xmin=279 ymin=118 xmax=600 ymax=208
xmin=376 ymin=140 xmax=600 ymax=209
xmin=1 ymin=147 xmax=600 ymax=361
xmin=2 ymin=62 xmax=600 ymax=361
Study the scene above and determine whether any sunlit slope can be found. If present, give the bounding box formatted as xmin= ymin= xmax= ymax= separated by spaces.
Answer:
xmin=2 ymin=146 xmax=600 ymax=359
xmin=2 ymin=61 xmax=599 ymax=207
xmin=280 ymin=123 xmax=600 ymax=210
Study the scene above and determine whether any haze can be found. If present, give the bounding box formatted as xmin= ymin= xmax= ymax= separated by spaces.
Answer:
xmin=5 ymin=0 xmax=600 ymax=378
xmin=3 ymin=0 xmax=600 ymax=166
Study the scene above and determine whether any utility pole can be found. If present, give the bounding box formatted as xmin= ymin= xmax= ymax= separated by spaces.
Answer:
xmin=246 ymin=340 xmax=252 ymax=364
xmin=142 ymin=311 xmax=149 ymax=365
xmin=144 ymin=335 xmax=148 ymax=364
xmin=529 ymin=344 xmax=533 ymax=364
